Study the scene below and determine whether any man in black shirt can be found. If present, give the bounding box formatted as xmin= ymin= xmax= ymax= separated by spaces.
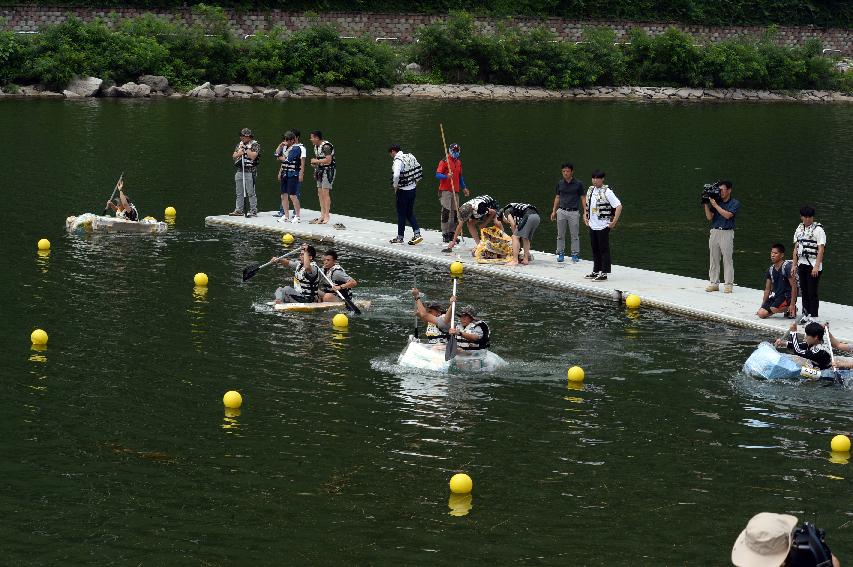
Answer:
xmin=757 ymin=243 xmax=797 ymax=319
xmin=549 ymin=162 xmax=585 ymax=263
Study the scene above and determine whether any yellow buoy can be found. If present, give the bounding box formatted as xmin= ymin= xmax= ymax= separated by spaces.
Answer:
xmin=625 ymin=294 xmax=641 ymax=309
xmin=567 ymin=366 xmax=585 ymax=382
xmin=282 ymin=233 xmax=295 ymax=245
xmin=223 ymin=390 xmax=243 ymax=409
xmin=37 ymin=238 xmax=51 ymax=251
xmin=165 ymin=206 xmax=176 ymax=217
xmin=450 ymin=261 xmax=464 ymax=276
xmin=30 ymin=328 xmax=48 ymax=346
xmin=194 ymin=272 xmax=209 ymax=287
xmin=332 ymin=313 xmax=349 ymax=328
xmin=831 ymin=434 xmax=851 ymax=453
xmin=449 ymin=473 xmax=473 ymax=494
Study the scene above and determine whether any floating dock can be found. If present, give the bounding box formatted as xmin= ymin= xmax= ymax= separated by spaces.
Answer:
xmin=206 ymin=209 xmax=853 ymax=343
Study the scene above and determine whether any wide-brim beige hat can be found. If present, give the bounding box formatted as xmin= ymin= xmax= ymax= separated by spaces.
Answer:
xmin=731 ymin=512 xmax=798 ymax=567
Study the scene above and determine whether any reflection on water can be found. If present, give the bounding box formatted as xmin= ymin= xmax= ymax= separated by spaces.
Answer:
xmin=448 ymin=493 xmax=473 ymax=516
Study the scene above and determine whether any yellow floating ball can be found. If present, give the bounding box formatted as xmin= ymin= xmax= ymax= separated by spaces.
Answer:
xmin=332 ymin=313 xmax=349 ymax=328
xmin=831 ymin=434 xmax=851 ymax=453
xmin=282 ymin=233 xmax=295 ymax=245
xmin=223 ymin=390 xmax=243 ymax=409
xmin=37 ymin=238 xmax=51 ymax=251
xmin=449 ymin=473 xmax=473 ymax=494
xmin=194 ymin=272 xmax=209 ymax=287
xmin=625 ymin=294 xmax=641 ymax=309
xmin=567 ymin=366 xmax=585 ymax=382
xmin=450 ymin=261 xmax=464 ymax=276
xmin=164 ymin=206 xmax=176 ymax=217
xmin=31 ymin=328 xmax=48 ymax=346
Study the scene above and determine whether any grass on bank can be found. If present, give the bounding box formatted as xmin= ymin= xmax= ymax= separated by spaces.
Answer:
xmin=0 ymin=8 xmax=850 ymax=93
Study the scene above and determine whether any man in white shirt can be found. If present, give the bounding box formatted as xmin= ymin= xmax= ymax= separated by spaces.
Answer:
xmin=583 ymin=170 xmax=622 ymax=282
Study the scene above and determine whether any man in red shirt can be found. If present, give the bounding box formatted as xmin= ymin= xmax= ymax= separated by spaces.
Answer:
xmin=436 ymin=143 xmax=470 ymax=244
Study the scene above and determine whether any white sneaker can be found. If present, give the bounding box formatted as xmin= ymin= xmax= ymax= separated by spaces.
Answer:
xmin=291 ymin=216 xmax=300 ymax=224
xmin=277 ymin=216 xmax=290 ymax=224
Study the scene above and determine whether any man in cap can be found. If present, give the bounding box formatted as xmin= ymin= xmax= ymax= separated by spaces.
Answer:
xmin=731 ymin=512 xmax=839 ymax=567
xmin=230 ymin=128 xmax=260 ymax=217
xmin=411 ymin=288 xmax=451 ymax=343
xmin=436 ymin=143 xmax=470 ymax=244
xmin=449 ymin=304 xmax=490 ymax=352
xmin=443 ymin=194 xmax=501 ymax=254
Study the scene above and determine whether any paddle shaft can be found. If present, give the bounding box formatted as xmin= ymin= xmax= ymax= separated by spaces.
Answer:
xmin=439 ymin=124 xmax=462 ymax=239
xmin=102 ymin=172 xmax=125 ymax=215
xmin=260 ymin=249 xmax=299 ymax=271
xmin=445 ymin=278 xmax=458 ymax=361
xmin=413 ymin=275 xmax=419 ymax=340
xmin=318 ymin=266 xmax=361 ymax=315
xmin=243 ymin=248 xmax=301 ymax=281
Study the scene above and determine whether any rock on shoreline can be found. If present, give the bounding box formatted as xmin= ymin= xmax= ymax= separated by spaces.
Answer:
xmin=2 ymin=78 xmax=851 ymax=103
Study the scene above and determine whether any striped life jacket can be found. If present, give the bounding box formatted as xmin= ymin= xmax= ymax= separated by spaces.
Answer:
xmin=587 ymin=186 xmax=614 ymax=220
xmin=294 ymin=261 xmax=320 ymax=301
xmin=314 ymin=140 xmax=336 ymax=179
xmin=234 ymin=141 xmax=260 ymax=171
xmin=500 ymin=202 xmax=537 ymax=221
xmin=795 ymin=222 xmax=823 ymax=262
xmin=319 ymin=264 xmax=352 ymax=300
xmin=393 ymin=152 xmax=423 ymax=187
xmin=458 ymin=320 xmax=490 ymax=351
xmin=280 ymin=144 xmax=302 ymax=176
xmin=465 ymin=195 xmax=499 ymax=219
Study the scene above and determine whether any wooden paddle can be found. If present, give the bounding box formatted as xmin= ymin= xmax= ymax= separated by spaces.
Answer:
xmin=318 ymin=267 xmax=361 ymax=315
xmin=102 ymin=172 xmax=124 ymax=215
xmin=242 ymin=249 xmax=300 ymax=282
xmin=445 ymin=278 xmax=458 ymax=361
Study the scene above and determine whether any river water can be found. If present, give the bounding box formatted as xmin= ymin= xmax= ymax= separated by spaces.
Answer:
xmin=2 ymin=98 xmax=852 ymax=565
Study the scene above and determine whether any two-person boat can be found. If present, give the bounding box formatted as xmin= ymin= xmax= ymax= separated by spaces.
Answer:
xmin=66 ymin=213 xmax=168 ymax=234
xmin=397 ymin=336 xmax=507 ymax=373
xmin=742 ymin=341 xmax=852 ymax=381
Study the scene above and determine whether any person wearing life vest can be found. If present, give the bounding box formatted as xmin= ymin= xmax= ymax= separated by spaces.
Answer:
xmin=703 ymin=179 xmax=739 ymax=293
xmin=275 ymin=131 xmax=303 ymax=224
xmin=436 ymin=143 xmax=470 ymax=244
xmin=389 ymin=144 xmax=424 ymax=245
xmin=105 ymin=179 xmax=139 ymax=221
xmin=449 ymin=305 xmax=491 ymax=352
xmin=230 ymin=127 xmax=260 ymax=217
xmin=443 ymin=194 xmax=501 ymax=254
xmin=272 ymin=243 xmax=320 ymax=304
xmin=411 ymin=288 xmax=452 ymax=343
xmin=757 ymin=243 xmax=798 ymax=319
xmin=791 ymin=205 xmax=826 ymax=322
xmin=318 ymin=249 xmax=357 ymax=303
xmin=309 ymin=130 xmax=335 ymax=225
xmin=583 ymin=170 xmax=623 ymax=282
xmin=498 ymin=202 xmax=540 ymax=267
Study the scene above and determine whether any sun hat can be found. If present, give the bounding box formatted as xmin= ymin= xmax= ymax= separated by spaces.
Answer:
xmin=240 ymin=128 xmax=253 ymax=137
xmin=458 ymin=305 xmax=477 ymax=317
xmin=459 ymin=203 xmax=474 ymax=221
xmin=426 ymin=303 xmax=446 ymax=313
xmin=731 ymin=512 xmax=798 ymax=567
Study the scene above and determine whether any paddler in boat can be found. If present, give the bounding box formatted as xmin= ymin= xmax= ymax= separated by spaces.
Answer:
xmin=826 ymin=323 xmax=853 ymax=369
xmin=448 ymin=305 xmax=491 ymax=353
xmin=411 ymin=288 xmax=452 ymax=343
xmin=105 ymin=179 xmax=139 ymax=221
xmin=318 ymin=249 xmax=358 ymax=303
xmin=773 ymin=321 xmax=831 ymax=370
xmin=271 ymin=243 xmax=320 ymax=304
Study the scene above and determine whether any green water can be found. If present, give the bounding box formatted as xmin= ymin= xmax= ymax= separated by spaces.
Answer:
xmin=3 ymin=98 xmax=852 ymax=565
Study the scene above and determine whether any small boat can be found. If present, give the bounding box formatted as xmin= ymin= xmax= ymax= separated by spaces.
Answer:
xmin=268 ymin=299 xmax=371 ymax=313
xmin=397 ymin=336 xmax=507 ymax=373
xmin=742 ymin=342 xmax=852 ymax=381
xmin=66 ymin=213 xmax=168 ymax=234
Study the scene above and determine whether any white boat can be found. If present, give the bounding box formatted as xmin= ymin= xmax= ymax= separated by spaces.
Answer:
xmin=742 ymin=341 xmax=851 ymax=381
xmin=397 ymin=336 xmax=507 ymax=373
xmin=268 ymin=299 xmax=371 ymax=313
xmin=66 ymin=213 xmax=168 ymax=234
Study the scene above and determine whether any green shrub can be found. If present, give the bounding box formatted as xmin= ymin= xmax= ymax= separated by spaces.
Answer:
xmin=0 ymin=31 xmax=27 ymax=85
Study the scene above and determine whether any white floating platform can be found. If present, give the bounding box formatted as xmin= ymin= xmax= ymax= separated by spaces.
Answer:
xmin=207 ymin=209 xmax=853 ymax=343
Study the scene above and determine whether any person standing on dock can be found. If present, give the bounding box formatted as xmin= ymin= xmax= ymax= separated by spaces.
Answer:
xmin=792 ymin=206 xmax=826 ymax=323
xmin=276 ymin=131 xmax=303 ymax=224
xmin=756 ymin=243 xmax=797 ymax=319
xmin=498 ymin=202 xmax=540 ymax=267
xmin=230 ymin=128 xmax=260 ymax=217
xmin=436 ymin=143 xmax=469 ymax=244
xmin=550 ymin=162 xmax=585 ymax=263
xmin=309 ymin=131 xmax=335 ymax=225
xmin=389 ymin=144 xmax=424 ymax=245
xmin=704 ymin=180 xmax=739 ymax=293
xmin=583 ymin=170 xmax=622 ymax=281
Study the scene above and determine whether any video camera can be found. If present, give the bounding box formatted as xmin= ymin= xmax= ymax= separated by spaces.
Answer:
xmin=787 ymin=523 xmax=833 ymax=567
xmin=700 ymin=181 xmax=722 ymax=205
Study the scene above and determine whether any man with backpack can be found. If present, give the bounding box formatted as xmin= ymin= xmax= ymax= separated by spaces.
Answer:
xmin=757 ymin=243 xmax=798 ymax=319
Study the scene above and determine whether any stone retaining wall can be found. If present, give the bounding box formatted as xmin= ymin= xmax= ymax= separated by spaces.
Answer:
xmin=2 ymin=6 xmax=851 ymax=54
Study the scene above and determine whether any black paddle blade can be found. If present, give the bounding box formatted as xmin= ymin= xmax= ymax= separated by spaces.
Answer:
xmin=242 ymin=263 xmax=261 ymax=282
xmin=445 ymin=335 xmax=457 ymax=361
xmin=344 ymin=296 xmax=362 ymax=315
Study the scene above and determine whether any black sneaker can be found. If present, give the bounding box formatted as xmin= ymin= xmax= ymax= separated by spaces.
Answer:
xmin=389 ymin=236 xmax=404 ymax=244
xmin=584 ymin=272 xmax=599 ymax=279
xmin=246 ymin=211 xmax=257 ymax=218
xmin=593 ymin=272 xmax=608 ymax=281
xmin=408 ymin=235 xmax=423 ymax=245
xmin=441 ymin=246 xmax=453 ymax=253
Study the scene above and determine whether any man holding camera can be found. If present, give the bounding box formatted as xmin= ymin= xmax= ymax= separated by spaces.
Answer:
xmin=703 ymin=180 xmax=739 ymax=293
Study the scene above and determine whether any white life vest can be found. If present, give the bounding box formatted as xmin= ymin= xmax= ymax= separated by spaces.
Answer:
xmin=235 ymin=141 xmax=260 ymax=171
xmin=795 ymin=222 xmax=824 ymax=264
xmin=320 ymin=264 xmax=351 ymax=299
xmin=393 ymin=152 xmax=423 ymax=187
xmin=587 ymin=185 xmax=614 ymax=220
xmin=280 ymin=144 xmax=301 ymax=176
xmin=294 ymin=261 xmax=319 ymax=300
xmin=464 ymin=195 xmax=499 ymax=219
xmin=458 ymin=320 xmax=490 ymax=351
xmin=116 ymin=203 xmax=139 ymax=222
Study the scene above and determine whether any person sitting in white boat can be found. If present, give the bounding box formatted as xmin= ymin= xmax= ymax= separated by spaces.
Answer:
xmin=411 ymin=288 xmax=452 ymax=343
xmin=443 ymin=194 xmax=501 ymax=254
xmin=318 ymin=249 xmax=357 ymax=302
xmin=272 ymin=243 xmax=319 ymax=304
xmin=757 ymin=243 xmax=797 ymax=319
xmin=773 ymin=322 xmax=831 ymax=370
xmin=105 ymin=179 xmax=138 ymax=221
xmin=826 ymin=323 xmax=853 ymax=369
xmin=449 ymin=305 xmax=491 ymax=352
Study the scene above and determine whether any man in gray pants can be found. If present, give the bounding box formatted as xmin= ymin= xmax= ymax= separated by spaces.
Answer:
xmin=550 ymin=162 xmax=585 ymax=263
xmin=230 ymin=127 xmax=260 ymax=217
